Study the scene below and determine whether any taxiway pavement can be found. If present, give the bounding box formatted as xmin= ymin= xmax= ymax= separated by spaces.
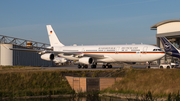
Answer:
xmin=41 ymin=65 xmax=159 ymax=70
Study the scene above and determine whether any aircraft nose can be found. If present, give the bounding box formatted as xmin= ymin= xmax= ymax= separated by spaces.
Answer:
xmin=161 ymin=51 xmax=165 ymax=56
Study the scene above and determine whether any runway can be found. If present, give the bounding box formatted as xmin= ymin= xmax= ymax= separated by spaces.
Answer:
xmin=41 ymin=65 xmax=160 ymax=70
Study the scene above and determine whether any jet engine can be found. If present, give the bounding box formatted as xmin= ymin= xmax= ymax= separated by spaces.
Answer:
xmin=79 ymin=57 xmax=93 ymax=64
xmin=41 ymin=53 xmax=54 ymax=61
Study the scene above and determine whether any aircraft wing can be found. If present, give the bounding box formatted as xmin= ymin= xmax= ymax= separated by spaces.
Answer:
xmin=9 ymin=48 xmax=81 ymax=55
xmin=10 ymin=48 xmax=105 ymax=59
xmin=50 ymin=51 xmax=105 ymax=59
xmin=9 ymin=48 xmax=42 ymax=52
xmin=83 ymin=54 xmax=104 ymax=59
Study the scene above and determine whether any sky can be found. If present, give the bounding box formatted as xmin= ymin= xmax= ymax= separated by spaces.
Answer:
xmin=0 ymin=0 xmax=180 ymax=45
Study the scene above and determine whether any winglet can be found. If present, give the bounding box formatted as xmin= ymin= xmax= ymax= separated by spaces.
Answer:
xmin=159 ymin=37 xmax=180 ymax=58
xmin=46 ymin=25 xmax=64 ymax=47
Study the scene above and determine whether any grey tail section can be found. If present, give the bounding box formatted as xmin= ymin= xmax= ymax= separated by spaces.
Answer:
xmin=159 ymin=37 xmax=180 ymax=58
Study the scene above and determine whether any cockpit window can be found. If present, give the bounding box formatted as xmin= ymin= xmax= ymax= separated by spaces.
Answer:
xmin=153 ymin=49 xmax=162 ymax=51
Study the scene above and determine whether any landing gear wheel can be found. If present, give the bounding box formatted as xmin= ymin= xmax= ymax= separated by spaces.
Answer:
xmin=160 ymin=66 xmax=163 ymax=69
xmin=78 ymin=64 xmax=82 ymax=69
xmin=108 ymin=65 xmax=112 ymax=68
xmin=102 ymin=63 xmax=113 ymax=69
xmin=84 ymin=65 xmax=88 ymax=69
xmin=148 ymin=66 xmax=151 ymax=69
xmin=167 ymin=66 xmax=170 ymax=69
xmin=102 ymin=65 xmax=106 ymax=68
xmin=105 ymin=65 xmax=108 ymax=68
xmin=91 ymin=65 xmax=96 ymax=68
xmin=106 ymin=63 xmax=112 ymax=69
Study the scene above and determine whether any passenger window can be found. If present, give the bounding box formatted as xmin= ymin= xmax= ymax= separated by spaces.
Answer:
xmin=153 ymin=49 xmax=161 ymax=51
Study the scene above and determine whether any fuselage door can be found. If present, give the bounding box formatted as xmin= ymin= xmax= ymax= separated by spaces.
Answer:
xmin=136 ymin=51 xmax=141 ymax=61
xmin=115 ymin=47 xmax=120 ymax=54
xmin=81 ymin=48 xmax=85 ymax=52
xmin=143 ymin=46 xmax=148 ymax=54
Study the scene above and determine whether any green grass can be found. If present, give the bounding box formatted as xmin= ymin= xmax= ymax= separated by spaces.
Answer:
xmin=2 ymin=66 xmax=180 ymax=97
xmin=0 ymin=68 xmax=116 ymax=97
xmin=0 ymin=70 xmax=74 ymax=97
xmin=106 ymin=69 xmax=180 ymax=96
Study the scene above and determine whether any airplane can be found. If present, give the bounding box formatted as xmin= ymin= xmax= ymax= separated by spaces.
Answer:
xmin=10 ymin=25 xmax=165 ymax=69
xmin=159 ymin=37 xmax=180 ymax=58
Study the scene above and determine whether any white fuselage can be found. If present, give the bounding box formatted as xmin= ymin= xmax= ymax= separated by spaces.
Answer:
xmin=53 ymin=44 xmax=165 ymax=63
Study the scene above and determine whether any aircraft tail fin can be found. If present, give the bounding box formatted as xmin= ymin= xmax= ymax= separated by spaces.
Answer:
xmin=159 ymin=37 xmax=180 ymax=58
xmin=46 ymin=25 xmax=64 ymax=47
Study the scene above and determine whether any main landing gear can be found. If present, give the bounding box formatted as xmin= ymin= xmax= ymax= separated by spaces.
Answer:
xmin=78 ymin=63 xmax=97 ymax=69
xmin=78 ymin=64 xmax=88 ymax=69
xmin=91 ymin=63 xmax=97 ymax=68
xmin=102 ymin=63 xmax=112 ymax=69
xmin=77 ymin=63 xmax=113 ymax=69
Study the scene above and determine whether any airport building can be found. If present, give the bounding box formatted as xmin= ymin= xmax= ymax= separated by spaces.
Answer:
xmin=151 ymin=19 xmax=180 ymax=64
xmin=0 ymin=35 xmax=53 ymax=66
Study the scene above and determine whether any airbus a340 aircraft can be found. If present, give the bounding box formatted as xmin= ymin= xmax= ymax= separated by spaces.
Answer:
xmin=10 ymin=25 xmax=165 ymax=69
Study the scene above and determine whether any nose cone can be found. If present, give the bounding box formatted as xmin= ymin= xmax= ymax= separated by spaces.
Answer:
xmin=159 ymin=51 xmax=165 ymax=58
xmin=150 ymin=51 xmax=165 ymax=62
xmin=153 ymin=49 xmax=165 ymax=61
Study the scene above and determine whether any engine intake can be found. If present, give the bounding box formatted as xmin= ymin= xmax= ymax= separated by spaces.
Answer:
xmin=79 ymin=57 xmax=93 ymax=64
xmin=41 ymin=53 xmax=54 ymax=61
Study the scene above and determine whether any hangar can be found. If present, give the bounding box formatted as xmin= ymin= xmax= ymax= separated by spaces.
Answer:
xmin=151 ymin=19 xmax=180 ymax=64
xmin=0 ymin=35 xmax=53 ymax=66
